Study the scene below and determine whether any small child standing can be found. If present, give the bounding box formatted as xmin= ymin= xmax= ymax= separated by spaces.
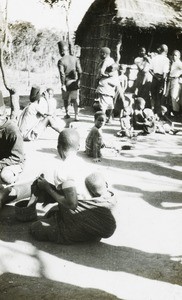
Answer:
xmin=114 ymin=64 xmax=128 ymax=117
xmin=117 ymin=97 xmax=133 ymax=137
xmin=85 ymin=111 xmax=106 ymax=162
xmin=118 ymin=64 xmax=128 ymax=92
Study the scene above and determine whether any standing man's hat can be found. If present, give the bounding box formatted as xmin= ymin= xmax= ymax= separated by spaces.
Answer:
xmin=57 ymin=40 xmax=67 ymax=51
xmin=30 ymin=86 xmax=40 ymax=102
xmin=0 ymin=90 xmax=6 ymax=115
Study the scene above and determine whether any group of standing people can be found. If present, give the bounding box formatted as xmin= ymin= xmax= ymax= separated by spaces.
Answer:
xmin=93 ymin=43 xmax=182 ymax=131
xmin=134 ymin=44 xmax=182 ymax=117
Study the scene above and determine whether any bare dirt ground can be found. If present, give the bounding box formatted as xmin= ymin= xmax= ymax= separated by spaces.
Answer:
xmin=0 ymin=97 xmax=182 ymax=300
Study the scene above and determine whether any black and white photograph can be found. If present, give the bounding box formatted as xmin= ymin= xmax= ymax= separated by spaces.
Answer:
xmin=0 ymin=0 xmax=182 ymax=299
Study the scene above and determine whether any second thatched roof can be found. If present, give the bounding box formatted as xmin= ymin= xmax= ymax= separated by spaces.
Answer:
xmin=113 ymin=0 xmax=182 ymax=28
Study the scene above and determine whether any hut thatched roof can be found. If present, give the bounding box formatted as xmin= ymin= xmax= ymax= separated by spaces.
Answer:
xmin=114 ymin=0 xmax=182 ymax=28
xmin=76 ymin=0 xmax=182 ymax=43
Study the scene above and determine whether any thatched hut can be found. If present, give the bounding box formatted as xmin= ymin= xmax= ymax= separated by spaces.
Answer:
xmin=75 ymin=0 xmax=182 ymax=106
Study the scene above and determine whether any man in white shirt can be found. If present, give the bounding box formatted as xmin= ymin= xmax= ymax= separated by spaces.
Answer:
xmin=149 ymin=44 xmax=170 ymax=117
xmin=167 ymin=50 xmax=182 ymax=115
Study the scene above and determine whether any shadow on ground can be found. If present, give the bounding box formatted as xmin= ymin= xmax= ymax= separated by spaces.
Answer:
xmin=0 ymin=206 xmax=182 ymax=287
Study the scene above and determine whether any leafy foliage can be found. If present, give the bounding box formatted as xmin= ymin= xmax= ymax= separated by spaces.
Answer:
xmin=4 ymin=21 xmax=66 ymax=72
xmin=41 ymin=0 xmax=71 ymax=9
xmin=165 ymin=0 xmax=182 ymax=13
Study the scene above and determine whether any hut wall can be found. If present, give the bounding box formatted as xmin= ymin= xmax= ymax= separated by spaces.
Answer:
xmin=78 ymin=0 xmax=120 ymax=106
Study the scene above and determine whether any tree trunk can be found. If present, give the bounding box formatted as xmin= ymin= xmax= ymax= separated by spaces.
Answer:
xmin=0 ymin=0 xmax=20 ymax=121
xmin=116 ymin=34 xmax=122 ymax=64
xmin=63 ymin=0 xmax=72 ymax=55
xmin=0 ymin=47 xmax=20 ymax=121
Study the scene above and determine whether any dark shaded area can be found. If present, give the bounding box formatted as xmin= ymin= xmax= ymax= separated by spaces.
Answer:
xmin=0 ymin=206 xmax=182 ymax=287
xmin=113 ymin=184 xmax=182 ymax=210
xmin=100 ymin=154 xmax=182 ymax=181
xmin=0 ymin=273 xmax=119 ymax=300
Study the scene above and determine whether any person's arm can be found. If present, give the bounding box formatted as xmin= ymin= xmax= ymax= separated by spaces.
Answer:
xmin=100 ymin=58 xmax=114 ymax=78
xmin=57 ymin=59 xmax=66 ymax=91
xmin=37 ymin=174 xmax=78 ymax=210
xmin=92 ymin=130 xmax=105 ymax=161
xmin=163 ymin=59 xmax=170 ymax=80
xmin=123 ymin=75 xmax=128 ymax=91
xmin=76 ymin=58 xmax=82 ymax=81
xmin=35 ymin=97 xmax=49 ymax=117
xmin=133 ymin=112 xmax=146 ymax=127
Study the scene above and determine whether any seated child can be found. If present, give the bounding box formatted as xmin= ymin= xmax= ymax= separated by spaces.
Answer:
xmin=44 ymin=88 xmax=57 ymax=116
xmin=85 ymin=111 xmax=106 ymax=162
xmin=85 ymin=172 xmax=116 ymax=214
xmin=133 ymin=97 xmax=155 ymax=134
xmin=143 ymin=108 xmax=156 ymax=134
xmin=155 ymin=105 xmax=174 ymax=134
xmin=117 ymin=97 xmax=133 ymax=138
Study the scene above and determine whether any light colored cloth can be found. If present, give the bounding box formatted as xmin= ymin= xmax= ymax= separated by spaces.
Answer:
xmin=96 ymin=72 xmax=120 ymax=97
xmin=97 ymin=94 xmax=114 ymax=112
xmin=150 ymin=54 xmax=170 ymax=75
xmin=97 ymin=56 xmax=115 ymax=79
xmin=18 ymin=96 xmax=57 ymax=140
xmin=168 ymin=78 xmax=182 ymax=111
xmin=170 ymin=60 xmax=182 ymax=78
xmin=54 ymin=155 xmax=91 ymax=202
xmin=167 ymin=59 xmax=182 ymax=111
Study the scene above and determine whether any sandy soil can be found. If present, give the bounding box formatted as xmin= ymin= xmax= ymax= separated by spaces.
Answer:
xmin=0 ymin=103 xmax=182 ymax=300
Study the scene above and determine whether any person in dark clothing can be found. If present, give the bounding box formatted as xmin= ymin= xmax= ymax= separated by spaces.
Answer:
xmin=57 ymin=41 xmax=82 ymax=121
xmin=0 ymin=91 xmax=25 ymax=185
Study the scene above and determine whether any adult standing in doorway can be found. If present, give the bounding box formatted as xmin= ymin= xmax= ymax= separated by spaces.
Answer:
xmin=134 ymin=47 xmax=152 ymax=108
xmin=57 ymin=41 xmax=82 ymax=121
xmin=148 ymin=44 xmax=170 ymax=117
xmin=166 ymin=50 xmax=182 ymax=116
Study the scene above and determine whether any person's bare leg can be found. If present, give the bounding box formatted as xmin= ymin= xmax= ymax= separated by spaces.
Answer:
xmin=0 ymin=185 xmax=12 ymax=208
xmin=48 ymin=116 xmax=65 ymax=133
xmin=72 ymin=99 xmax=79 ymax=121
xmin=0 ymin=182 xmax=32 ymax=209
